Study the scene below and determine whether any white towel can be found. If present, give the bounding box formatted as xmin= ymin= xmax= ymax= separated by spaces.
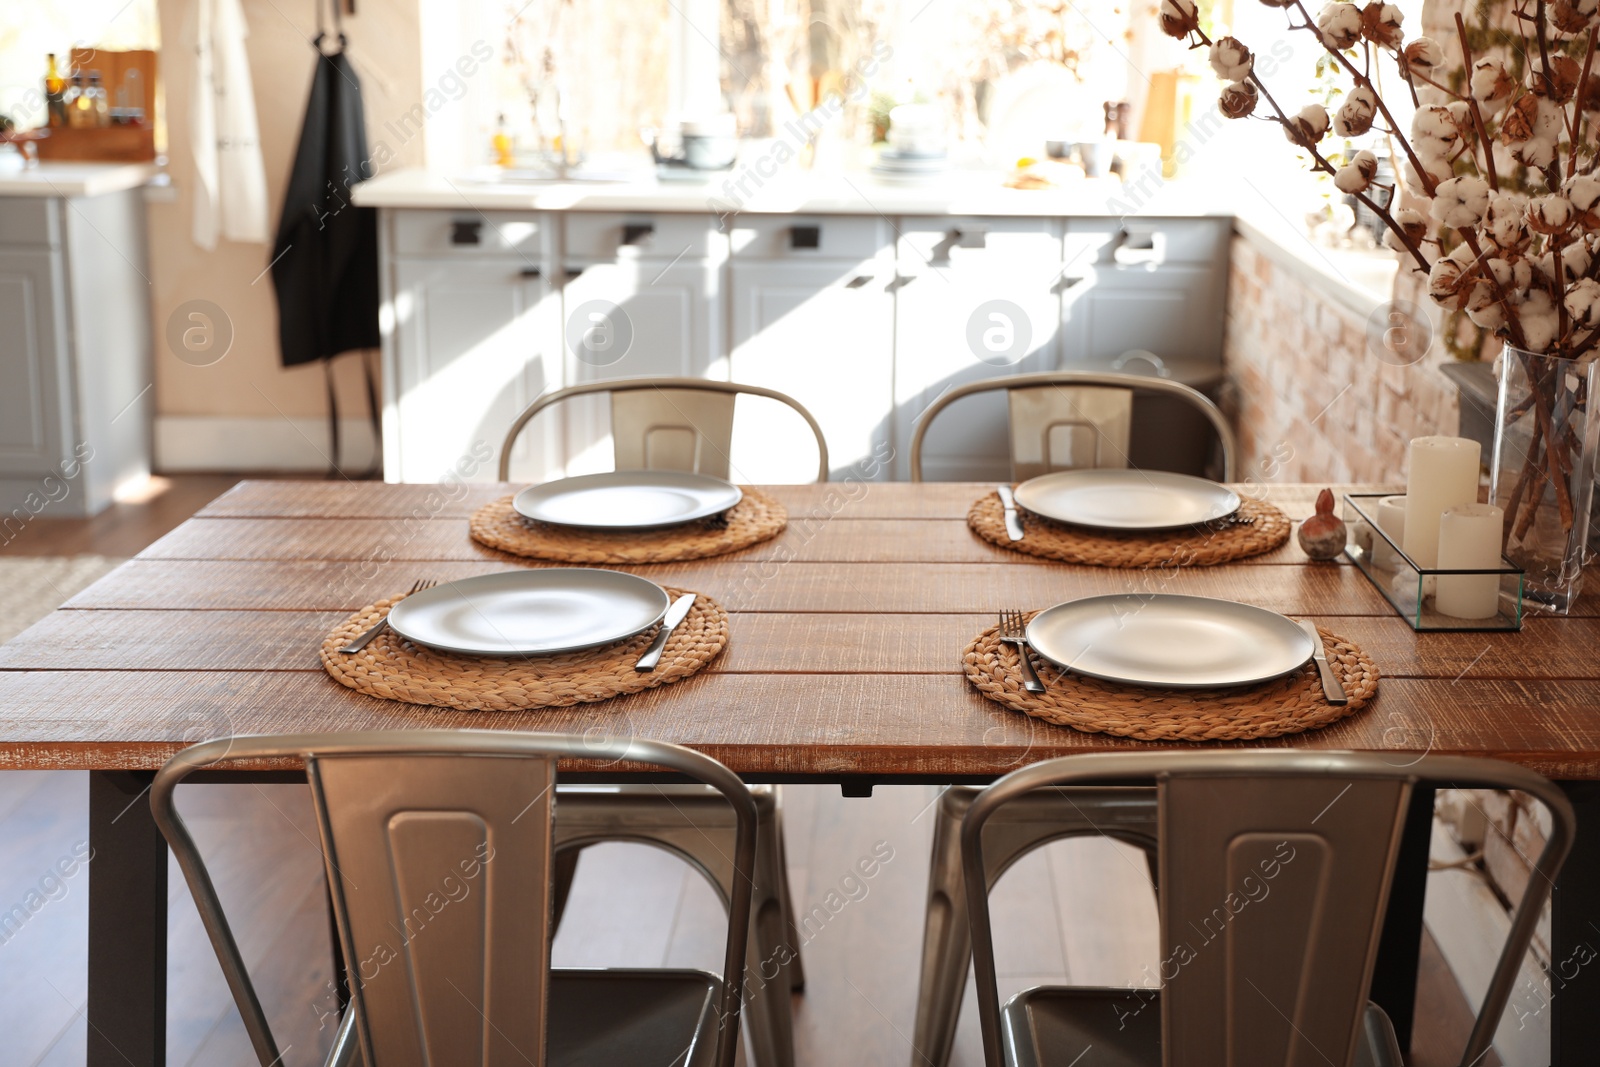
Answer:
xmin=187 ymin=0 xmax=269 ymax=248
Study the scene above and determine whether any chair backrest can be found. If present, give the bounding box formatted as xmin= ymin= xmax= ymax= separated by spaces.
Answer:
xmin=908 ymin=370 xmax=1236 ymax=483
xmin=962 ymin=751 xmax=1574 ymax=1067
xmin=152 ymin=730 xmax=758 ymax=1067
xmin=498 ymin=376 xmax=831 ymax=482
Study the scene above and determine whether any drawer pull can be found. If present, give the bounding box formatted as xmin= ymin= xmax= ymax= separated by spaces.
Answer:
xmin=450 ymin=220 xmax=483 ymax=246
xmin=622 ymin=223 xmax=655 ymax=246
xmin=519 ymin=267 xmax=543 ymax=278
xmin=565 ymin=266 xmax=586 ymax=280
xmin=790 ymin=225 xmax=821 ymax=249
xmin=846 ymin=274 xmax=874 ymax=288
xmin=951 ymin=228 xmax=987 ymax=249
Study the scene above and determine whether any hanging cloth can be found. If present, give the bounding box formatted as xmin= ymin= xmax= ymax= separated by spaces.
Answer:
xmin=270 ymin=6 xmax=381 ymax=368
xmin=186 ymin=0 xmax=270 ymax=248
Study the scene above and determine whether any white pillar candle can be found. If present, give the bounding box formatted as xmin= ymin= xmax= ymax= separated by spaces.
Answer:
xmin=1436 ymin=502 xmax=1505 ymax=619
xmin=1403 ymin=437 xmax=1481 ymax=569
xmin=1373 ymin=494 xmax=1407 ymax=571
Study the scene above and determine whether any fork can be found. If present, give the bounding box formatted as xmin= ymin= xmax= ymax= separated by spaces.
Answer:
xmin=339 ymin=579 xmax=437 ymax=653
xmin=1207 ymin=514 xmax=1257 ymax=530
xmin=998 ymin=609 xmax=1047 ymax=694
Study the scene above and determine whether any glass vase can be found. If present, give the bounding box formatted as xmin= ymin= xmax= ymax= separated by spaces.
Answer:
xmin=1489 ymin=347 xmax=1600 ymax=613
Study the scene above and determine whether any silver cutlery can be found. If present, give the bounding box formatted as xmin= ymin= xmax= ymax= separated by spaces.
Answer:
xmin=636 ymin=593 xmax=696 ymax=671
xmin=996 ymin=485 xmax=1025 ymax=541
xmin=1206 ymin=513 xmax=1257 ymax=530
xmin=999 ymin=609 xmax=1046 ymax=694
xmin=1297 ymin=619 xmax=1348 ymax=705
xmin=340 ymin=579 xmax=437 ymax=653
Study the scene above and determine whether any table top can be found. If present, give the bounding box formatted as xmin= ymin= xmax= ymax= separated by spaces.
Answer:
xmin=1 ymin=480 xmax=1597 ymax=778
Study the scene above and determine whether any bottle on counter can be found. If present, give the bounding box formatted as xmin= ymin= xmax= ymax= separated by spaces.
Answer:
xmin=66 ymin=73 xmax=91 ymax=128
xmin=45 ymin=53 xmax=67 ymax=128
xmin=493 ymin=114 xmax=514 ymax=168
xmin=87 ymin=72 xmax=110 ymax=127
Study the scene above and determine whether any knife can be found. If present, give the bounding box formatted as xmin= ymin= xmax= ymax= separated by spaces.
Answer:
xmin=1297 ymin=619 xmax=1348 ymax=705
xmin=996 ymin=485 xmax=1025 ymax=542
xmin=635 ymin=594 xmax=696 ymax=672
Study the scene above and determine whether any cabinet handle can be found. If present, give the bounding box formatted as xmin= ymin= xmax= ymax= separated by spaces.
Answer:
xmin=791 ymin=225 xmax=821 ymax=249
xmin=565 ymin=266 xmax=586 ymax=280
xmin=951 ymin=228 xmax=987 ymax=249
xmin=622 ymin=223 xmax=655 ymax=246
xmin=1055 ymin=274 xmax=1087 ymax=293
xmin=450 ymin=220 xmax=483 ymax=246
xmin=519 ymin=267 xmax=543 ymax=278
xmin=845 ymin=274 xmax=874 ymax=288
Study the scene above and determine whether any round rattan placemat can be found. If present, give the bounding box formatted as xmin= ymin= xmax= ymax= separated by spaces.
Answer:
xmin=322 ymin=586 xmax=727 ymax=711
xmin=963 ymin=616 xmax=1376 ymax=741
xmin=968 ymin=491 xmax=1291 ymax=567
xmin=469 ymin=487 xmax=786 ymax=564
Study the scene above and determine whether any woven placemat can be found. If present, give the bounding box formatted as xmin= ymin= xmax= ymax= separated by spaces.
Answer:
xmin=321 ymin=586 xmax=726 ymax=711
xmin=968 ymin=491 xmax=1291 ymax=567
xmin=963 ymin=617 xmax=1377 ymax=741
xmin=469 ymin=488 xmax=786 ymax=564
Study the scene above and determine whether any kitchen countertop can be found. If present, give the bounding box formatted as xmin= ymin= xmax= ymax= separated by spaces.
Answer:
xmin=0 ymin=161 xmax=162 ymax=198
xmin=352 ymin=166 xmax=1236 ymax=218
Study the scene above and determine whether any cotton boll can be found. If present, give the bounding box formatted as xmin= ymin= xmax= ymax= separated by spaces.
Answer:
xmin=1472 ymin=59 xmax=1516 ymax=114
xmin=1285 ymin=104 xmax=1331 ymax=146
xmin=1384 ymin=207 xmax=1430 ymax=252
xmin=1209 ymin=37 xmax=1254 ymax=81
xmin=1360 ymin=1 xmax=1404 ymax=47
xmin=1565 ymin=277 xmax=1600 ymax=328
xmin=1527 ymin=194 xmax=1577 ymax=234
xmin=1160 ymin=0 xmax=1200 ymax=38
xmin=1516 ymin=289 xmax=1560 ymax=351
xmin=1431 ymin=176 xmax=1492 ymax=228
xmin=1317 ymin=2 xmax=1363 ymax=48
xmin=1484 ymin=193 xmax=1531 ymax=250
xmin=1335 ymin=150 xmax=1380 ymax=192
xmin=1412 ymin=104 xmax=1461 ymax=156
xmin=1564 ymin=175 xmax=1600 ymax=228
xmin=1428 ymin=256 xmax=1473 ymax=309
xmin=1402 ymin=37 xmax=1445 ymax=76
xmin=1334 ymin=85 xmax=1378 ymax=136
xmin=1219 ymin=80 xmax=1259 ymax=118
xmin=1467 ymin=302 xmax=1509 ymax=330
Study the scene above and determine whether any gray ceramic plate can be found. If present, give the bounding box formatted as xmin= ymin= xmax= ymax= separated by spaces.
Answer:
xmin=1025 ymin=594 xmax=1314 ymax=688
xmin=1012 ymin=469 xmax=1240 ymax=531
xmin=513 ymin=470 xmax=743 ymax=530
xmin=387 ymin=569 xmax=670 ymax=657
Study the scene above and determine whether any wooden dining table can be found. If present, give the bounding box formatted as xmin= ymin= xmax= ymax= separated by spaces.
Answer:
xmin=2 ymin=479 xmax=1598 ymax=1066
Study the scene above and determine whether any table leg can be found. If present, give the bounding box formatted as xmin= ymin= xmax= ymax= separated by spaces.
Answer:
xmin=1370 ymin=784 xmax=1434 ymax=1053
xmin=1551 ymin=781 xmax=1600 ymax=1065
xmin=88 ymin=771 xmax=167 ymax=1067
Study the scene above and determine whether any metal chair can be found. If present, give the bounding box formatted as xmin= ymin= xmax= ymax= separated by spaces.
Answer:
xmin=963 ymin=751 xmax=1575 ymax=1067
xmin=151 ymin=730 xmax=757 ymax=1067
xmin=498 ymin=376 xmax=831 ymax=483
xmin=497 ymin=375 xmax=821 ymax=1066
xmin=908 ymin=370 xmax=1237 ymax=483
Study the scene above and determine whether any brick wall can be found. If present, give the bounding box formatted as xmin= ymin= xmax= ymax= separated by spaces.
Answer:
xmin=1224 ymin=233 xmax=1461 ymax=485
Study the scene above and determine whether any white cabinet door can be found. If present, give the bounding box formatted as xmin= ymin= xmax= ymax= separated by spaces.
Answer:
xmin=892 ymin=218 xmax=1064 ymax=482
xmin=558 ymin=256 xmax=726 ymax=474
xmin=1059 ymin=265 xmax=1225 ymax=365
xmin=391 ymin=258 xmax=560 ymax=483
xmin=0 ymin=248 xmax=69 ymax=477
xmin=728 ymin=258 xmax=893 ymax=482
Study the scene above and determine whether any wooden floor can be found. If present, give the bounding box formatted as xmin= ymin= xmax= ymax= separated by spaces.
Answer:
xmin=0 ymin=475 xmax=1493 ymax=1066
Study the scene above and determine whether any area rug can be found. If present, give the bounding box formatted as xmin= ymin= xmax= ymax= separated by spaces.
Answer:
xmin=0 ymin=556 xmax=126 ymax=643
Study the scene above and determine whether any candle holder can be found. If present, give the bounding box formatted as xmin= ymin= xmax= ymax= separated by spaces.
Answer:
xmin=1343 ymin=495 xmax=1524 ymax=632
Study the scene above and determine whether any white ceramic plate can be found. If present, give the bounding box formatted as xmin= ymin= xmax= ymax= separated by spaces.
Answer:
xmin=1025 ymin=594 xmax=1314 ymax=688
xmin=387 ymin=569 xmax=670 ymax=657
xmin=1012 ymin=469 xmax=1240 ymax=531
xmin=513 ymin=470 xmax=742 ymax=530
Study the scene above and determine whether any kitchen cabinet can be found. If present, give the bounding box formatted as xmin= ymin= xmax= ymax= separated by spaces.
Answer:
xmin=375 ymin=203 xmax=1230 ymax=484
xmin=381 ymin=210 xmax=561 ymax=483
xmin=892 ymin=217 xmax=1065 ymax=482
xmin=728 ymin=216 xmax=894 ymax=482
xmin=0 ymin=190 xmax=150 ymax=518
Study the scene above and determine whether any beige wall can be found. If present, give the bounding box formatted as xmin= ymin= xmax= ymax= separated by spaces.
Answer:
xmin=149 ymin=0 xmax=424 ymax=432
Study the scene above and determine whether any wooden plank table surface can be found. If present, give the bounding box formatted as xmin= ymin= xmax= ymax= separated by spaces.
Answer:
xmin=1 ymin=480 xmax=1597 ymax=779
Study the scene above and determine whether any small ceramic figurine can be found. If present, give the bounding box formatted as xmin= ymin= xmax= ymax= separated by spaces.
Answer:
xmin=1298 ymin=488 xmax=1348 ymax=561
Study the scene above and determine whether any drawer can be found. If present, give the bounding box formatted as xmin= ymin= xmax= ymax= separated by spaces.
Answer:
xmin=390 ymin=210 xmax=547 ymax=257
xmin=563 ymin=213 xmax=725 ymax=261
xmin=729 ymin=215 xmax=892 ymax=260
xmin=0 ymin=198 xmax=60 ymax=248
xmin=897 ymin=216 xmax=1063 ymax=266
xmin=1064 ymin=217 xmax=1229 ymax=269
